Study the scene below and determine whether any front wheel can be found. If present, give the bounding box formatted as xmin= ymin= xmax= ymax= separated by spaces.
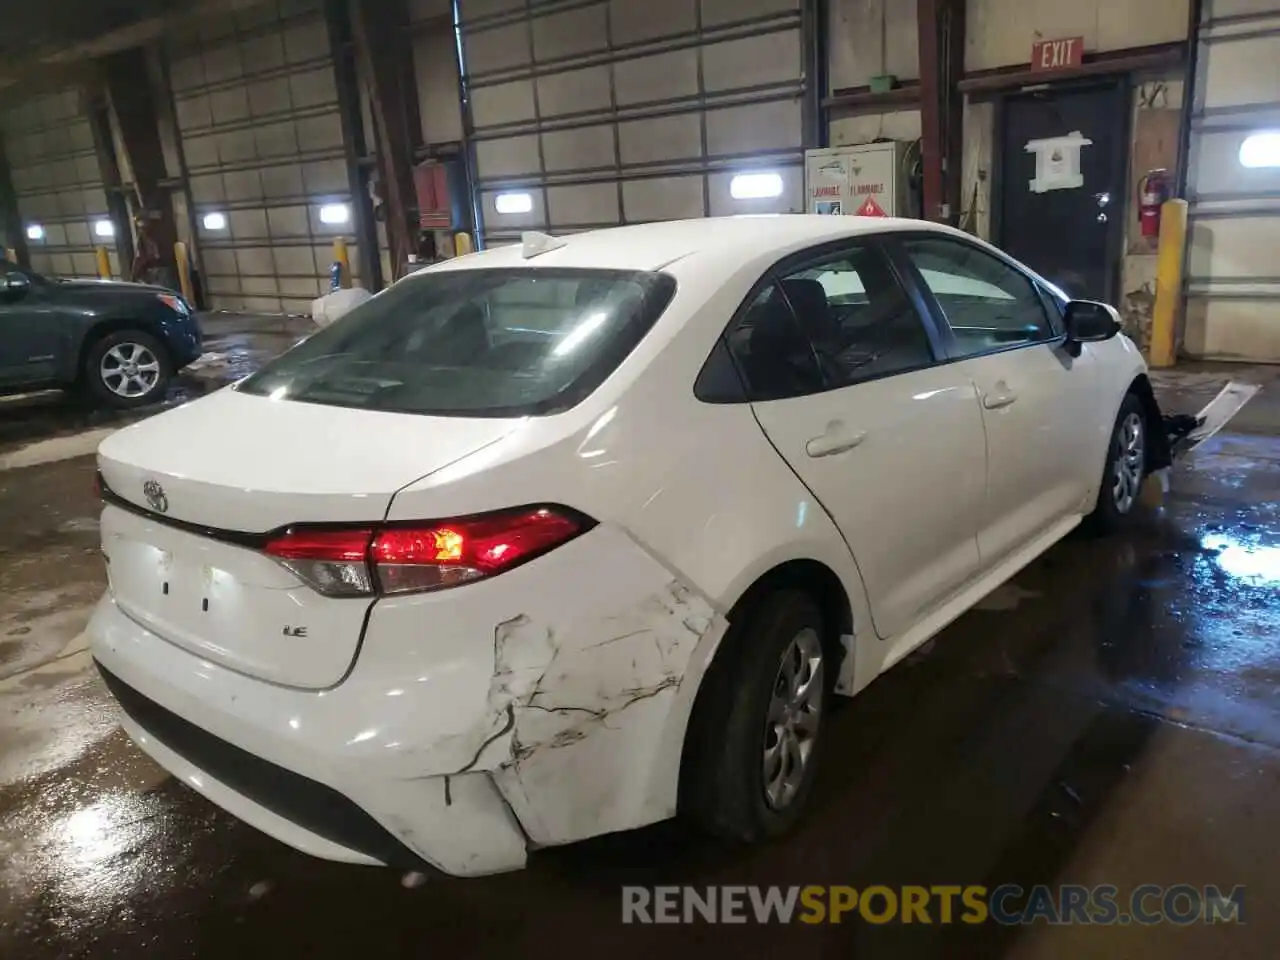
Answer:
xmin=1087 ymin=393 xmax=1147 ymax=533
xmin=84 ymin=330 xmax=172 ymax=409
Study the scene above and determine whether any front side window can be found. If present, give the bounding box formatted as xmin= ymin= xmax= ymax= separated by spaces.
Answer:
xmin=239 ymin=268 xmax=675 ymax=417
xmin=901 ymin=237 xmax=1053 ymax=356
xmin=723 ymin=242 xmax=936 ymax=400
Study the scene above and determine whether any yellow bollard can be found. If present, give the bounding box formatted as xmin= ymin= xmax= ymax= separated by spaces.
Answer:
xmin=95 ymin=245 xmax=112 ymax=280
xmin=1149 ymin=198 xmax=1188 ymax=369
xmin=174 ymin=241 xmax=195 ymax=304
xmin=454 ymin=232 xmax=474 ymax=256
xmin=333 ymin=237 xmax=351 ymax=289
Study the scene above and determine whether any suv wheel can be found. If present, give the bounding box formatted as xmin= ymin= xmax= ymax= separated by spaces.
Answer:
xmin=683 ymin=590 xmax=828 ymax=842
xmin=85 ymin=330 xmax=172 ymax=409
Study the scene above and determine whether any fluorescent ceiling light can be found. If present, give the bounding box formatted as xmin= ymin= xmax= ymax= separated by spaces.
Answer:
xmin=26 ymin=224 xmax=44 ymax=241
xmin=202 ymin=212 xmax=227 ymax=230
xmin=495 ymin=192 xmax=533 ymax=214
xmin=730 ymin=172 xmax=784 ymax=200
xmin=1240 ymin=132 xmax=1280 ymax=168
xmin=93 ymin=219 xmax=115 ymax=238
xmin=319 ymin=203 xmax=350 ymax=224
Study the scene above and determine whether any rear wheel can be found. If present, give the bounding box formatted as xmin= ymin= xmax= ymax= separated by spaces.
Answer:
xmin=1087 ymin=392 xmax=1147 ymax=533
xmin=85 ymin=330 xmax=172 ymax=409
xmin=683 ymin=590 xmax=828 ymax=842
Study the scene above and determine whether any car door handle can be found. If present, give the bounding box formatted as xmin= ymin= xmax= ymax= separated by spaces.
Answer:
xmin=805 ymin=429 xmax=867 ymax=458
xmin=982 ymin=390 xmax=1018 ymax=410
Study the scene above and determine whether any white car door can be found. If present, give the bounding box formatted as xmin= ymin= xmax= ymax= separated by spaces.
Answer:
xmin=727 ymin=239 xmax=988 ymax=641
xmin=894 ymin=235 xmax=1100 ymax=567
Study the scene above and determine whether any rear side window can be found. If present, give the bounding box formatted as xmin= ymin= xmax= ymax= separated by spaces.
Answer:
xmin=238 ymin=268 xmax=676 ymax=417
xmin=722 ymin=241 xmax=935 ymax=401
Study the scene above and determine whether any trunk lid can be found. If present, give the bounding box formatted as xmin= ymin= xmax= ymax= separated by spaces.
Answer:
xmin=97 ymin=388 xmax=520 ymax=688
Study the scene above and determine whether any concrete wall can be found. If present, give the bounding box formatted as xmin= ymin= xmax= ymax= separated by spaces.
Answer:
xmin=827 ymin=0 xmax=921 ymax=148
xmin=966 ymin=0 xmax=1190 ymax=70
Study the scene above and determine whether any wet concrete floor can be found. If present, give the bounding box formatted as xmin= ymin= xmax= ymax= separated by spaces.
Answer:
xmin=0 ymin=361 xmax=1277 ymax=958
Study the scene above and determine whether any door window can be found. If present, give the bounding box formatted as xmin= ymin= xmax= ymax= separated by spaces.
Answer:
xmin=725 ymin=283 xmax=827 ymax=401
xmin=726 ymin=243 xmax=935 ymax=399
xmin=901 ymin=237 xmax=1054 ymax=356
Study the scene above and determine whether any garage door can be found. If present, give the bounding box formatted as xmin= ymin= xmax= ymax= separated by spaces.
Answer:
xmin=0 ymin=88 xmax=119 ymax=279
xmin=167 ymin=0 xmax=355 ymax=315
xmin=1186 ymin=0 xmax=1280 ymax=361
xmin=458 ymin=0 xmax=806 ymax=245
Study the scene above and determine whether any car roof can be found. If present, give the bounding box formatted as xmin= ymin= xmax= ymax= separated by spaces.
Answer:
xmin=427 ymin=215 xmax=962 ymax=275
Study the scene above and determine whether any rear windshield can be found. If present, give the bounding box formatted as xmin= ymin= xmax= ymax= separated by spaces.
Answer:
xmin=238 ymin=267 xmax=676 ymax=417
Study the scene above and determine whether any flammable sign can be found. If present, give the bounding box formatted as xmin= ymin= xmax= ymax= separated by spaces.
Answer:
xmin=855 ymin=195 xmax=887 ymax=217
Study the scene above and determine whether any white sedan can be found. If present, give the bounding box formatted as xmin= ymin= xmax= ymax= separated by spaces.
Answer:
xmin=89 ymin=215 xmax=1167 ymax=876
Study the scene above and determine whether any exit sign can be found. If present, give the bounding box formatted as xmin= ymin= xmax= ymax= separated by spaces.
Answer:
xmin=1031 ymin=36 xmax=1084 ymax=72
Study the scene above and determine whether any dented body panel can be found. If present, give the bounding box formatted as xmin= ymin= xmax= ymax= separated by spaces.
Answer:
xmin=90 ymin=522 xmax=728 ymax=874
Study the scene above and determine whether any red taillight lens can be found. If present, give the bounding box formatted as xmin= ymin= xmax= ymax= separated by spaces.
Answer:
xmin=371 ymin=507 xmax=587 ymax=595
xmin=264 ymin=527 xmax=375 ymax=597
xmin=261 ymin=508 xmax=588 ymax=597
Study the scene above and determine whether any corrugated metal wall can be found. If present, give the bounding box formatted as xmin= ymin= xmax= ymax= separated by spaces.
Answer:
xmin=1186 ymin=0 xmax=1280 ymax=360
xmin=457 ymin=0 xmax=806 ymax=245
xmin=167 ymin=0 xmax=356 ymax=314
xmin=0 ymin=88 xmax=120 ymax=279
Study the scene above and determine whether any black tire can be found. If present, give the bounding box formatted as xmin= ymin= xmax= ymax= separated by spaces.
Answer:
xmin=683 ymin=590 xmax=828 ymax=842
xmin=84 ymin=330 xmax=172 ymax=409
xmin=1087 ymin=392 xmax=1147 ymax=534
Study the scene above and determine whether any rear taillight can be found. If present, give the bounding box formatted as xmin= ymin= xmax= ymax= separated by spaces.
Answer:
xmin=264 ymin=527 xmax=377 ymax=597
xmin=263 ymin=506 xmax=590 ymax=598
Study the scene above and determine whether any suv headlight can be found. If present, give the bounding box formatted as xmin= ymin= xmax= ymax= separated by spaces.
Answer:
xmin=156 ymin=293 xmax=189 ymax=314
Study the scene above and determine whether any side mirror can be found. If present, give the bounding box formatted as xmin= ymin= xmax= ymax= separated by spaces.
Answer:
xmin=1 ymin=272 xmax=31 ymax=299
xmin=1063 ymin=299 xmax=1121 ymax=355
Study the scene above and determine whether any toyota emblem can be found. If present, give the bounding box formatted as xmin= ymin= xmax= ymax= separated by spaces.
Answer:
xmin=142 ymin=479 xmax=169 ymax=514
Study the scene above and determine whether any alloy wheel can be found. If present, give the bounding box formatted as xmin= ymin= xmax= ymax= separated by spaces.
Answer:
xmin=100 ymin=342 xmax=161 ymax=399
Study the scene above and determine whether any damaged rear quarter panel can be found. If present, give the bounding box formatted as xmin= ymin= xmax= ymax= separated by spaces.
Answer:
xmin=350 ymin=522 xmax=727 ymax=849
xmin=481 ymin=527 xmax=728 ymax=846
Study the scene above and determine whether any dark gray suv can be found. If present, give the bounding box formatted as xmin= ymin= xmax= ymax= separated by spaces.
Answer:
xmin=0 ymin=261 xmax=202 ymax=408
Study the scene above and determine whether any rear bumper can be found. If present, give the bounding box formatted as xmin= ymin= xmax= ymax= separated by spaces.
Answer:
xmin=97 ymin=661 xmax=435 ymax=869
xmin=88 ymin=522 xmax=727 ymax=875
xmin=90 ymin=594 xmax=530 ymax=876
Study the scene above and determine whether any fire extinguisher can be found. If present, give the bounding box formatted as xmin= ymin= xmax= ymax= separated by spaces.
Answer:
xmin=1138 ymin=168 xmax=1172 ymax=240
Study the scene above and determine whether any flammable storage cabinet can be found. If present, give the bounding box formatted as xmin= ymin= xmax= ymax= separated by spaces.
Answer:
xmin=804 ymin=142 xmax=913 ymax=218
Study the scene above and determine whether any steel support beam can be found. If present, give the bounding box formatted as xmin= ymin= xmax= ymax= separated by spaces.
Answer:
xmin=917 ymin=0 xmax=965 ymax=223
xmin=326 ymin=0 xmax=381 ymax=292
xmin=801 ymin=0 xmax=829 ymax=147
xmin=0 ymin=133 xmax=29 ymax=267
xmin=351 ymin=0 xmax=423 ymax=283
xmin=98 ymin=48 xmax=181 ymax=282
xmin=85 ymin=90 xmax=136 ymax=277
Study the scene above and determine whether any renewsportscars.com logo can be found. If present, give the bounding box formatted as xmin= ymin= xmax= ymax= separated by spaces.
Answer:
xmin=621 ymin=884 xmax=1245 ymax=926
